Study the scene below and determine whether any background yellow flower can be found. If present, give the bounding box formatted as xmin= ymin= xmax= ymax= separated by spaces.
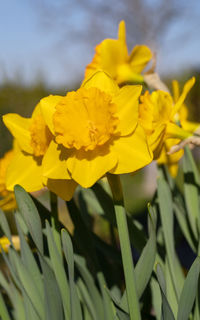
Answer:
xmin=85 ymin=21 xmax=152 ymax=85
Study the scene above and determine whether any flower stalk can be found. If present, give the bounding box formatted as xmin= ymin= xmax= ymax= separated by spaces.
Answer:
xmin=107 ymin=173 xmax=141 ymax=320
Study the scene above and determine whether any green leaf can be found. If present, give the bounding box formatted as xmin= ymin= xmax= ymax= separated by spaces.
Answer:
xmin=157 ymin=177 xmax=184 ymax=299
xmin=75 ymin=255 xmax=104 ymax=320
xmin=22 ymin=288 xmax=41 ymax=320
xmin=0 ymin=271 xmax=26 ymax=320
xmin=14 ymin=185 xmax=43 ymax=253
xmin=61 ymin=229 xmax=83 ymax=320
xmin=97 ymin=271 xmax=116 ymax=320
xmin=1 ymin=246 xmax=22 ymax=290
xmin=0 ymin=292 xmax=11 ymax=320
xmin=15 ymin=214 xmax=43 ymax=299
xmin=183 ymin=147 xmax=200 ymax=238
xmin=9 ymin=282 xmax=26 ymax=320
xmin=39 ymin=253 xmax=64 ymax=320
xmin=15 ymin=211 xmax=29 ymax=235
xmin=177 ymin=256 xmax=200 ymax=320
xmin=76 ymin=278 xmax=99 ymax=320
xmin=8 ymin=247 xmax=45 ymax=319
xmin=0 ymin=209 xmax=13 ymax=244
xmin=134 ymin=204 xmax=156 ymax=298
xmin=45 ymin=220 xmax=70 ymax=319
xmin=150 ymin=278 xmax=162 ymax=320
xmin=173 ymin=198 xmax=196 ymax=253
xmin=165 ymin=258 xmax=178 ymax=317
xmin=92 ymin=183 xmax=146 ymax=251
xmin=156 ymin=264 xmax=175 ymax=320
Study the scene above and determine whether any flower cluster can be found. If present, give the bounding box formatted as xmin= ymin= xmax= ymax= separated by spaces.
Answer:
xmin=1 ymin=20 xmax=199 ymax=202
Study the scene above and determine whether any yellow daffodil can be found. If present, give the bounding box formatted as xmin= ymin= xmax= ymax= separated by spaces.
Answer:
xmin=0 ymin=236 xmax=10 ymax=252
xmin=156 ymin=138 xmax=184 ymax=177
xmin=172 ymin=79 xmax=200 ymax=132
xmin=0 ymin=235 xmax=20 ymax=252
xmin=85 ymin=21 xmax=152 ymax=85
xmin=0 ymin=149 xmax=17 ymax=211
xmin=3 ymin=102 xmax=77 ymax=200
xmin=139 ymin=77 xmax=195 ymax=160
xmin=156 ymin=79 xmax=199 ymax=176
xmin=41 ymin=71 xmax=153 ymax=195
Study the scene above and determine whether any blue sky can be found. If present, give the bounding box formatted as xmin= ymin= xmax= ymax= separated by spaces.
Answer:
xmin=0 ymin=1 xmax=200 ymax=88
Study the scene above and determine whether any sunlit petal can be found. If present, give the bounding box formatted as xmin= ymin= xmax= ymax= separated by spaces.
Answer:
xmin=110 ymin=124 xmax=152 ymax=174
xmin=40 ymin=95 xmax=63 ymax=134
xmin=129 ymin=45 xmax=152 ymax=73
xmin=114 ymin=85 xmax=142 ymax=136
xmin=67 ymin=146 xmax=117 ymax=188
xmin=42 ymin=140 xmax=71 ymax=179
xmin=6 ymin=149 xmax=43 ymax=192
xmin=82 ymin=70 xmax=119 ymax=96
xmin=3 ymin=114 xmax=32 ymax=154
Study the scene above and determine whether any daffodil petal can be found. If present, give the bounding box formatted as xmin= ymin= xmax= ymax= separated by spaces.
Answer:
xmin=43 ymin=177 xmax=77 ymax=201
xmin=172 ymin=80 xmax=180 ymax=103
xmin=168 ymin=164 xmax=179 ymax=178
xmin=42 ymin=140 xmax=71 ymax=179
xmin=82 ymin=71 xmax=119 ymax=96
xmin=67 ymin=146 xmax=117 ymax=188
xmin=110 ymin=124 xmax=152 ymax=174
xmin=171 ymin=77 xmax=195 ymax=117
xmin=166 ymin=122 xmax=191 ymax=140
xmin=40 ymin=95 xmax=63 ymax=134
xmin=181 ymin=120 xmax=200 ymax=133
xmin=32 ymin=101 xmax=42 ymax=117
xmin=6 ymin=149 xmax=43 ymax=192
xmin=118 ymin=20 xmax=126 ymax=43
xmin=129 ymin=45 xmax=152 ymax=73
xmin=114 ymin=85 xmax=142 ymax=136
xmin=148 ymin=124 xmax=166 ymax=159
xmin=3 ymin=114 xmax=32 ymax=154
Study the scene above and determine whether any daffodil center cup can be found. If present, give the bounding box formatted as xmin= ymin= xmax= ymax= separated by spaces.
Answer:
xmin=53 ymin=87 xmax=119 ymax=151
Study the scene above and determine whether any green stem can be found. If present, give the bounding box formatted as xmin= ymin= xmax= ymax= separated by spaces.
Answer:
xmin=107 ymin=173 xmax=141 ymax=320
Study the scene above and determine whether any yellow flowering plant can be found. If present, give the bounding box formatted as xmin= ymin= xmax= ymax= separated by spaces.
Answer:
xmin=1 ymin=20 xmax=200 ymax=320
xmin=40 ymin=71 xmax=153 ymax=194
xmin=85 ymin=21 xmax=152 ymax=85
xmin=156 ymin=79 xmax=200 ymax=176
xmin=3 ymin=100 xmax=78 ymax=201
xmin=139 ymin=77 xmax=196 ymax=162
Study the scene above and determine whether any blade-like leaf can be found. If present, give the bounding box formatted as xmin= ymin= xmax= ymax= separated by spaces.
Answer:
xmin=45 ymin=220 xmax=70 ymax=319
xmin=157 ymin=177 xmax=184 ymax=299
xmin=177 ymin=256 xmax=200 ymax=320
xmin=14 ymin=185 xmax=43 ymax=253
xmin=75 ymin=255 xmax=104 ymax=320
xmin=0 ymin=209 xmax=13 ymax=244
xmin=15 ymin=214 xmax=43 ymax=298
xmin=0 ymin=292 xmax=11 ymax=320
xmin=156 ymin=264 xmax=175 ymax=320
xmin=135 ymin=204 xmax=156 ymax=298
xmin=62 ymin=229 xmax=83 ymax=320
xmin=183 ymin=147 xmax=200 ymax=239
xmin=39 ymin=253 xmax=64 ymax=320
xmin=8 ymin=247 xmax=45 ymax=319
